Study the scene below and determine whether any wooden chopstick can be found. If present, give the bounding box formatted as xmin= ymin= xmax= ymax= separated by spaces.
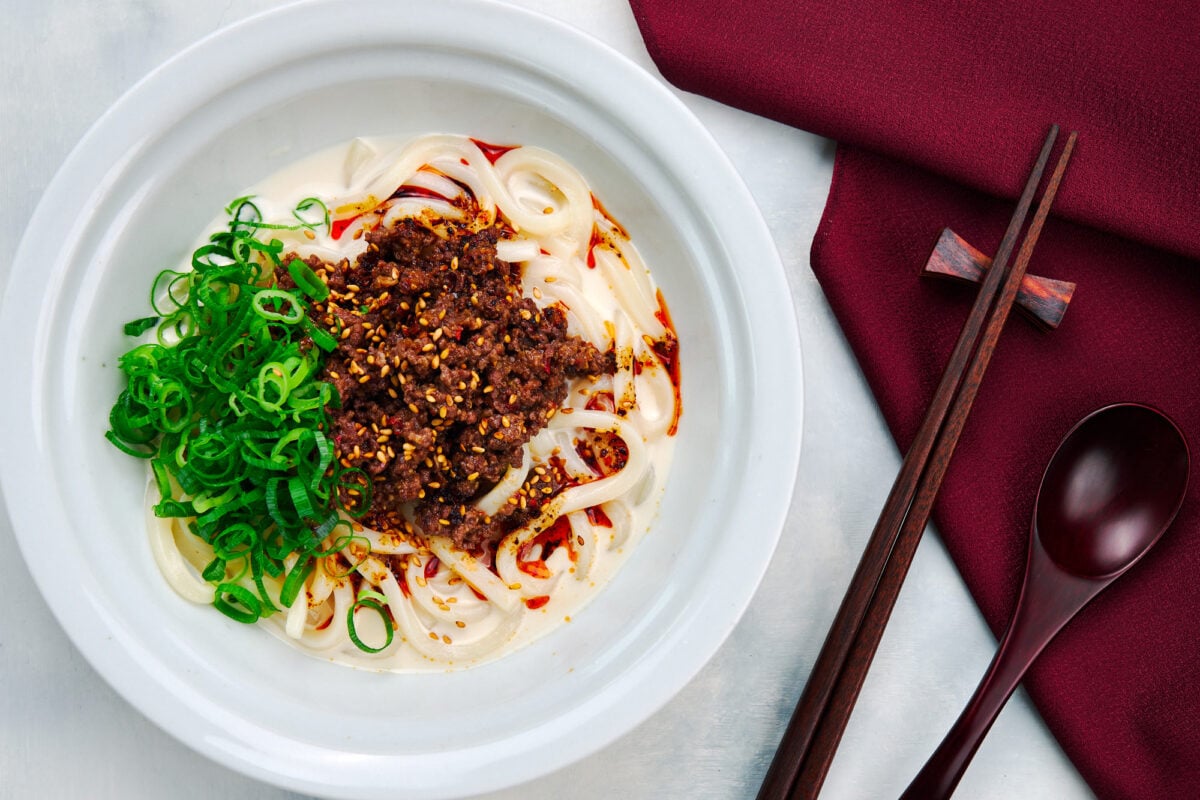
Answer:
xmin=757 ymin=125 xmax=1076 ymax=800
xmin=789 ymin=129 xmax=1079 ymax=799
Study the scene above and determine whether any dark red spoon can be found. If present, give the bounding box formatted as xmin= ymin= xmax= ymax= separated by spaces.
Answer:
xmin=901 ymin=403 xmax=1189 ymax=799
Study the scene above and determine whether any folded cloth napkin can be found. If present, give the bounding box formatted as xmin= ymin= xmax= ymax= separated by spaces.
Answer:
xmin=630 ymin=1 xmax=1200 ymax=797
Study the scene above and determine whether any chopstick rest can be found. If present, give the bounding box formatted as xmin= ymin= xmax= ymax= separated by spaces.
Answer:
xmin=923 ymin=228 xmax=1076 ymax=330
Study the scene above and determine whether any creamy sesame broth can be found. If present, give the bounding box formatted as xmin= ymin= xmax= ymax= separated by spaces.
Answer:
xmin=130 ymin=135 xmax=681 ymax=670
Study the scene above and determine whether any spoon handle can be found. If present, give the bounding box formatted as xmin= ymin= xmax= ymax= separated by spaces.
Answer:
xmin=899 ymin=536 xmax=1103 ymax=800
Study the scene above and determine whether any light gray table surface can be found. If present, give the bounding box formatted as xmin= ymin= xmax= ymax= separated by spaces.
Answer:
xmin=0 ymin=2 xmax=1096 ymax=798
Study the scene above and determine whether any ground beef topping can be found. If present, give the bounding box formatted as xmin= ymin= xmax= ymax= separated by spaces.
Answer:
xmin=285 ymin=218 xmax=613 ymax=552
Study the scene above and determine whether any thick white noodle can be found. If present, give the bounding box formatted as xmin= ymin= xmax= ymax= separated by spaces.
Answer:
xmin=628 ymin=328 xmax=676 ymax=439
xmin=357 ymin=525 xmax=419 ymax=556
xmin=604 ymin=499 xmax=635 ymax=550
xmin=382 ymin=198 xmax=462 ymax=226
xmin=381 ymin=570 xmax=520 ymax=662
xmin=283 ymin=553 xmax=308 ymax=639
xmin=427 ymin=537 xmax=521 ymax=614
xmin=475 ymin=444 xmax=532 ymax=517
xmin=295 ymin=582 xmax=353 ymax=650
xmin=495 ymin=410 xmax=649 ymax=592
xmin=595 ymin=247 xmax=666 ymax=340
xmin=487 ymin=147 xmax=592 ymax=246
xmin=567 ymin=510 xmax=596 ymax=581
xmin=537 ymin=281 xmax=609 ymax=349
xmin=150 ymin=133 xmax=675 ymax=671
xmin=548 ymin=410 xmax=649 ymax=515
xmin=496 ymin=237 xmax=540 ymax=263
xmin=307 ymin=563 xmax=338 ymax=608
xmin=612 ymin=310 xmax=637 ymax=416
xmin=521 ymin=254 xmax=578 ymax=288
xmin=145 ymin=490 xmax=214 ymax=604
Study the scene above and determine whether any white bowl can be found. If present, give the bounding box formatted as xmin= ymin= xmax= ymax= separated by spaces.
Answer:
xmin=0 ymin=1 xmax=802 ymax=797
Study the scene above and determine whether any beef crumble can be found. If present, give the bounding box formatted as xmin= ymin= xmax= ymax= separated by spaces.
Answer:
xmin=286 ymin=218 xmax=613 ymax=552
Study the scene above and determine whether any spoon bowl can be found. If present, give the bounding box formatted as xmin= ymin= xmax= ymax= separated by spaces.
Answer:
xmin=901 ymin=403 xmax=1189 ymax=799
xmin=1038 ymin=404 xmax=1189 ymax=577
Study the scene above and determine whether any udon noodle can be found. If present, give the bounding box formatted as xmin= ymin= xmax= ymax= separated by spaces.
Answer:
xmin=140 ymin=134 xmax=680 ymax=670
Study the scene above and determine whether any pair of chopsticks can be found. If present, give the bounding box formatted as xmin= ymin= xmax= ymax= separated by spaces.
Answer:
xmin=759 ymin=125 xmax=1078 ymax=800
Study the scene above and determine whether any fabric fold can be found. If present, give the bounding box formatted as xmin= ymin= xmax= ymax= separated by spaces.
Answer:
xmin=630 ymin=0 xmax=1200 ymax=262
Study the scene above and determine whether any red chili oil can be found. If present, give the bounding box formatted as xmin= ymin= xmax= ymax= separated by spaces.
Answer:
xmin=652 ymin=288 xmax=682 ymax=436
xmin=469 ymin=138 xmax=518 ymax=164
xmin=331 ymin=213 xmax=363 ymax=240
xmin=585 ymin=505 xmax=612 ymax=528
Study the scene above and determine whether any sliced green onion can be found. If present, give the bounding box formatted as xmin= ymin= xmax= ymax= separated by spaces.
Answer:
xmin=302 ymin=317 xmax=338 ymax=351
xmin=202 ymin=557 xmax=226 ymax=582
xmin=346 ymin=597 xmax=394 ymax=653
xmin=337 ymin=467 xmax=373 ymax=518
xmin=251 ymin=289 xmax=304 ymax=324
xmin=322 ymin=533 xmax=370 ymax=578
xmin=293 ymin=197 xmax=331 ymax=233
xmin=279 ymin=558 xmax=315 ymax=608
xmin=105 ymin=195 xmax=370 ymax=635
xmin=287 ymin=258 xmax=330 ymax=301
xmin=123 ymin=316 xmax=160 ymax=336
xmin=104 ymin=429 xmax=154 ymax=458
xmin=213 ymin=583 xmax=262 ymax=624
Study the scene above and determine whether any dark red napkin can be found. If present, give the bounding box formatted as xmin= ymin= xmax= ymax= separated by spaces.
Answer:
xmin=630 ymin=1 xmax=1200 ymax=797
